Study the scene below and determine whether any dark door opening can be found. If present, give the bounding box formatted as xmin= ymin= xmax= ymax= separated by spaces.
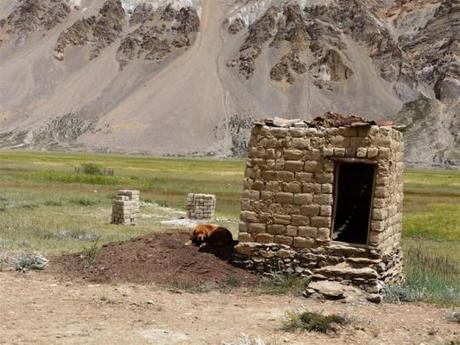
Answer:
xmin=332 ymin=162 xmax=375 ymax=245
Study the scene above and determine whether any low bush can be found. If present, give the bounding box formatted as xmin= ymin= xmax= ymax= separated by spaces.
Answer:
xmin=282 ymin=310 xmax=349 ymax=333
xmin=82 ymin=242 xmax=99 ymax=268
xmin=81 ymin=163 xmax=103 ymax=175
xmin=10 ymin=253 xmax=48 ymax=271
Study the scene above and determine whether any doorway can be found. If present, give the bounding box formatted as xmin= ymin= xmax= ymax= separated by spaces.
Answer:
xmin=332 ymin=162 xmax=376 ymax=245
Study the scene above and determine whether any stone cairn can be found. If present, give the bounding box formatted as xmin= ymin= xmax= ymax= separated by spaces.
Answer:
xmin=186 ymin=193 xmax=216 ymax=220
xmin=111 ymin=190 xmax=140 ymax=225
xmin=233 ymin=114 xmax=405 ymax=295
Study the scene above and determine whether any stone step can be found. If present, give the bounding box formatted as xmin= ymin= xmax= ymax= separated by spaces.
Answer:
xmin=323 ymin=244 xmax=380 ymax=259
xmin=315 ymin=262 xmax=379 ymax=280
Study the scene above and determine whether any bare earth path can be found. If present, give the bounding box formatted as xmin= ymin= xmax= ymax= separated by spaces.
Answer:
xmin=0 ymin=272 xmax=458 ymax=345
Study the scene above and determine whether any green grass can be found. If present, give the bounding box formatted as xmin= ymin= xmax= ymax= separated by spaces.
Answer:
xmin=257 ymin=273 xmax=310 ymax=295
xmin=0 ymin=150 xmax=459 ymax=306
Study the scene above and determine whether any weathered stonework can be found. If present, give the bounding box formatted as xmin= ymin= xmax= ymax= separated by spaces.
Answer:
xmin=234 ymin=115 xmax=405 ymax=292
xmin=187 ymin=193 xmax=216 ymax=220
xmin=111 ymin=190 xmax=140 ymax=225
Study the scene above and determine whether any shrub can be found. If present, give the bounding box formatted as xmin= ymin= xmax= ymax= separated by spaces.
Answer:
xmin=223 ymin=276 xmax=241 ymax=289
xmin=282 ymin=310 xmax=349 ymax=333
xmin=82 ymin=242 xmax=99 ymax=268
xmin=81 ymin=163 xmax=103 ymax=175
xmin=69 ymin=197 xmax=99 ymax=206
xmin=10 ymin=253 xmax=48 ymax=271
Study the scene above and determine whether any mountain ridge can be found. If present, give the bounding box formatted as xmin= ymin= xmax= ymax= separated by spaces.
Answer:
xmin=0 ymin=0 xmax=458 ymax=166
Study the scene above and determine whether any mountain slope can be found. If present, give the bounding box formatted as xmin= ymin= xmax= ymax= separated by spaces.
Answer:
xmin=0 ymin=0 xmax=458 ymax=165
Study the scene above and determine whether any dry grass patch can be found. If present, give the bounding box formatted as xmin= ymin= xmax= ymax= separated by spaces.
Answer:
xmin=282 ymin=310 xmax=349 ymax=333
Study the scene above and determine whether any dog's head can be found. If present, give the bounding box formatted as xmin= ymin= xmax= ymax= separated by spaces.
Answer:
xmin=191 ymin=232 xmax=206 ymax=245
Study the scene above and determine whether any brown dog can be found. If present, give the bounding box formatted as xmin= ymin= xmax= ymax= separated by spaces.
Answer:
xmin=187 ymin=224 xmax=235 ymax=247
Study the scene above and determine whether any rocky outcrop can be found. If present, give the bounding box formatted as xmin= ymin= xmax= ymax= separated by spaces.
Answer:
xmin=228 ymin=3 xmax=359 ymax=85
xmin=399 ymin=0 xmax=459 ymax=102
xmin=394 ymin=96 xmax=459 ymax=165
xmin=54 ymin=0 xmax=126 ymax=60
xmin=1 ymin=0 xmax=71 ymax=45
xmin=116 ymin=4 xmax=200 ymax=70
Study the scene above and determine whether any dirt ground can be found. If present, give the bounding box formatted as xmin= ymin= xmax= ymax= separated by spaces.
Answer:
xmin=0 ymin=270 xmax=458 ymax=345
xmin=1 ymin=232 xmax=458 ymax=344
xmin=51 ymin=232 xmax=258 ymax=287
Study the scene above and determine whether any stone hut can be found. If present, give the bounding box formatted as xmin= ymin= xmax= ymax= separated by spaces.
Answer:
xmin=234 ymin=113 xmax=404 ymax=293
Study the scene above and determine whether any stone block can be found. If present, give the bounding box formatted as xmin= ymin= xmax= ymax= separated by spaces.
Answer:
xmin=273 ymin=214 xmax=291 ymax=225
xmin=320 ymin=205 xmax=332 ymax=217
xmin=304 ymin=161 xmax=321 ymax=172
xmin=311 ymin=216 xmax=331 ymax=228
xmin=277 ymin=171 xmax=294 ymax=182
xmin=292 ymin=138 xmax=310 ymax=149
xmin=296 ymin=172 xmax=313 ymax=182
xmin=283 ymin=182 xmax=302 ymax=193
xmin=302 ymin=183 xmax=322 ymax=194
xmin=321 ymin=184 xmax=333 ymax=194
xmin=239 ymin=222 xmax=248 ymax=233
xmin=248 ymin=223 xmax=266 ymax=234
xmin=334 ymin=148 xmax=346 ymax=157
xmin=323 ymin=147 xmax=334 ymax=157
xmin=285 ymin=161 xmax=304 ymax=172
xmin=293 ymin=237 xmax=314 ymax=248
xmin=240 ymin=211 xmax=259 ymax=223
xmin=317 ymin=228 xmax=330 ymax=241
xmin=266 ymin=181 xmax=282 ymax=192
xmin=275 ymin=235 xmax=293 ymax=246
xmin=292 ymin=215 xmax=309 ymax=226
xmin=286 ymin=226 xmax=298 ymax=236
xmin=256 ymin=233 xmax=275 ymax=244
xmin=313 ymin=194 xmax=333 ymax=205
xmin=238 ymin=233 xmax=253 ymax=242
xmin=300 ymin=205 xmax=320 ymax=217
xmin=367 ymin=147 xmax=379 ymax=158
xmin=294 ymin=193 xmax=313 ymax=205
xmin=298 ymin=226 xmax=317 ymax=238
xmin=356 ymin=147 xmax=367 ymax=158
xmin=275 ymin=192 xmax=294 ymax=204
xmin=284 ymin=149 xmax=304 ymax=160
xmin=267 ymin=224 xmax=286 ymax=235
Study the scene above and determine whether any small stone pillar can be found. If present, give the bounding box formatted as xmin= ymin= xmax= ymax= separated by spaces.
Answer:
xmin=111 ymin=190 xmax=140 ymax=225
xmin=186 ymin=193 xmax=216 ymax=220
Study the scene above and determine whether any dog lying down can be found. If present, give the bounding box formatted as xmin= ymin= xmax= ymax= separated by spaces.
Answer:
xmin=186 ymin=224 xmax=237 ymax=248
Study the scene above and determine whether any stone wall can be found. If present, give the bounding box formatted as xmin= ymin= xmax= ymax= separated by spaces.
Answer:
xmin=235 ymin=118 xmax=405 ymax=291
xmin=111 ymin=190 xmax=140 ymax=225
xmin=186 ymin=193 xmax=216 ymax=220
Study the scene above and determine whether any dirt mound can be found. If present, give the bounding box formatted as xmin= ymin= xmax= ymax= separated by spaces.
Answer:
xmin=52 ymin=231 xmax=259 ymax=287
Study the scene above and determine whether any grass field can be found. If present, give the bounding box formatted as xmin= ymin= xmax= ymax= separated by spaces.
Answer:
xmin=0 ymin=150 xmax=459 ymax=305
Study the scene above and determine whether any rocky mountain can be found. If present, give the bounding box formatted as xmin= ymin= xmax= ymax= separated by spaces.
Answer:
xmin=0 ymin=0 xmax=458 ymax=166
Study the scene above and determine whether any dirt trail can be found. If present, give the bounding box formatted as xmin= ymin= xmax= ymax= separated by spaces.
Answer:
xmin=0 ymin=272 xmax=458 ymax=345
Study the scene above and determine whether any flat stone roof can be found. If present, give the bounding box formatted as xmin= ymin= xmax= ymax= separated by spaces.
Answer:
xmin=258 ymin=112 xmax=398 ymax=129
